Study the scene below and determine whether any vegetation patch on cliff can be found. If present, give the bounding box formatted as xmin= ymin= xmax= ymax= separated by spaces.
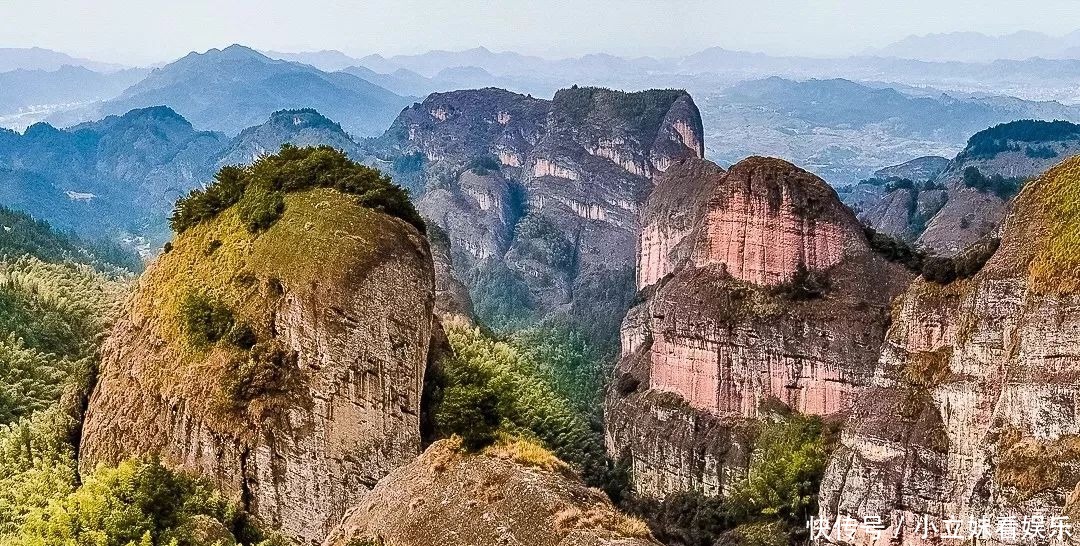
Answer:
xmin=961 ymin=166 xmax=1025 ymax=200
xmin=624 ymin=412 xmax=830 ymax=546
xmin=961 ymin=120 xmax=1080 ymax=159
xmin=995 ymin=428 xmax=1080 ymax=500
xmin=144 ymin=154 xmax=423 ymax=429
xmin=552 ymin=86 xmax=689 ymax=145
xmin=1024 ymin=156 xmax=1080 ymax=293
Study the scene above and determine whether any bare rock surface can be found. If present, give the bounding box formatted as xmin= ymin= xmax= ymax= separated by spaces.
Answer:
xmin=373 ymin=87 xmax=704 ymax=343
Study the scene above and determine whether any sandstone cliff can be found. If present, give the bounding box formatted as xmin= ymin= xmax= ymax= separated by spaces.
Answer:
xmin=373 ymin=87 xmax=705 ymax=345
xmin=819 ymin=155 xmax=1080 ymax=545
xmin=607 ymin=156 xmax=912 ymax=499
xmin=79 ymin=187 xmax=436 ymax=544
xmin=323 ymin=438 xmax=662 ymax=546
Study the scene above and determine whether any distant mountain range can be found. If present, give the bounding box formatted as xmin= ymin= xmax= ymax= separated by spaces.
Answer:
xmin=0 ymin=66 xmax=147 ymax=129
xmin=45 ymin=45 xmax=414 ymax=136
xmin=696 ymin=76 xmax=1080 ymax=184
xmin=5 ymin=41 xmax=1080 ymax=202
xmin=0 ymin=105 xmax=375 ymax=249
xmin=0 ymin=47 xmax=127 ymax=72
xmin=870 ymin=30 xmax=1080 ymax=63
xmin=325 ymin=45 xmax=1080 ymax=104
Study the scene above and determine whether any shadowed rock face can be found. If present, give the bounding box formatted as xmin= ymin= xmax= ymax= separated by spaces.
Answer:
xmin=606 ymin=156 xmax=912 ymax=499
xmin=79 ymin=189 xmax=436 ymax=545
xmin=323 ymin=439 xmax=663 ymax=546
xmin=819 ymin=156 xmax=1080 ymax=545
xmin=373 ymin=87 xmax=704 ymax=345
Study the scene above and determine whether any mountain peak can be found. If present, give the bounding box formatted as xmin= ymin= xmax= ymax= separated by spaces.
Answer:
xmin=266 ymin=108 xmax=343 ymax=131
xmin=216 ymin=43 xmax=267 ymax=60
xmin=22 ymin=121 xmax=61 ymax=137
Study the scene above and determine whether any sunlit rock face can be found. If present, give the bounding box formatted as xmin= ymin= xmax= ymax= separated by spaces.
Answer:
xmin=607 ymin=155 xmax=912 ymax=499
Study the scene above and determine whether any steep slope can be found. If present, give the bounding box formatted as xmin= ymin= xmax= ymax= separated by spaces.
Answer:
xmin=324 ymin=438 xmax=660 ymax=546
xmin=819 ymin=154 xmax=1080 ymax=545
xmin=50 ymin=45 xmax=412 ymax=136
xmin=374 ymin=86 xmax=704 ymax=344
xmin=0 ymin=106 xmax=227 ymax=245
xmin=79 ymin=156 xmax=436 ymax=544
xmin=846 ymin=120 xmax=1080 ymax=253
xmin=917 ymin=120 xmax=1080 ymax=254
xmin=606 ymin=156 xmax=912 ymax=498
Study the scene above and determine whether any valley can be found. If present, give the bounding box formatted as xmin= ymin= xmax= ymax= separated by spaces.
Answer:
xmin=4 ymin=15 xmax=1080 ymax=546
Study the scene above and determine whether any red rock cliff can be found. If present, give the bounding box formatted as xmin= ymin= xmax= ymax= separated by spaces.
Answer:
xmin=607 ymin=156 xmax=911 ymax=498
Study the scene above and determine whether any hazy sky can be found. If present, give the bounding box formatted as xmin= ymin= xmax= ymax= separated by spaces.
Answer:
xmin=3 ymin=0 xmax=1080 ymax=65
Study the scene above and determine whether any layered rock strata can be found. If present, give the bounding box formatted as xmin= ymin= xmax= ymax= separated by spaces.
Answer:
xmin=607 ymin=156 xmax=912 ymax=499
xmin=374 ymin=87 xmax=705 ymax=343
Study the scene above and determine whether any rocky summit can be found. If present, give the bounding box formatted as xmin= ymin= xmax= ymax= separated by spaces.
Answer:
xmin=373 ymin=86 xmax=704 ymax=344
xmin=323 ymin=438 xmax=662 ymax=546
xmin=606 ymin=156 xmax=912 ymax=498
xmin=78 ymin=184 xmax=436 ymax=544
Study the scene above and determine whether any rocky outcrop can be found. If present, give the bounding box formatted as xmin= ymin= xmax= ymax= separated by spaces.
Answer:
xmin=428 ymin=224 xmax=475 ymax=323
xmin=914 ymin=132 xmax=1080 ymax=253
xmin=374 ymin=87 xmax=704 ymax=345
xmin=79 ymin=188 xmax=436 ymax=544
xmin=873 ymin=156 xmax=949 ymax=182
xmin=607 ymin=156 xmax=912 ymax=499
xmin=323 ymin=439 xmax=662 ymax=546
xmin=819 ymin=156 xmax=1080 ymax=545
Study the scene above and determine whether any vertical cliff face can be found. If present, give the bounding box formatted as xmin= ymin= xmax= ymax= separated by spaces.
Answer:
xmin=374 ymin=87 xmax=704 ymax=344
xmin=79 ymin=189 xmax=435 ymax=545
xmin=819 ymin=156 xmax=1080 ymax=545
xmin=607 ymin=156 xmax=912 ymax=499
